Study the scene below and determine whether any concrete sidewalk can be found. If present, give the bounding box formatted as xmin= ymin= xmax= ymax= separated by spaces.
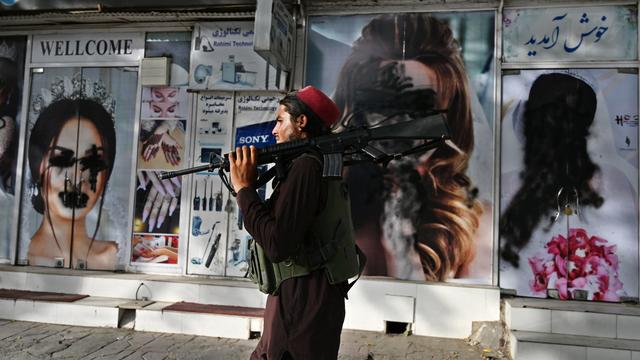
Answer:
xmin=0 ymin=319 xmax=500 ymax=359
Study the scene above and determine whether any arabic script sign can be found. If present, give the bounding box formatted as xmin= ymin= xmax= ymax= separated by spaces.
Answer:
xmin=189 ymin=22 xmax=284 ymax=90
xmin=503 ymin=6 xmax=637 ymax=62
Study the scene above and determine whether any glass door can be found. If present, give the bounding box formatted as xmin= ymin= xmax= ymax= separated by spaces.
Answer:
xmin=18 ymin=66 xmax=137 ymax=270
xmin=499 ymin=68 xmax=639 ymax=302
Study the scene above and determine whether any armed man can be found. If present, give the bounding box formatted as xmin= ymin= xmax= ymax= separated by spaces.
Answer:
xmin=229 ymin=86 xmax=364 ymax=360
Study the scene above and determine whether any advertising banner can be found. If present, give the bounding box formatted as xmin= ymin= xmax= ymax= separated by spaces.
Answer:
xmin=189 ymin=22 xmax=285 ymax=91
xmin=130 ymin=32 xmax=192 ymax=267
xmin=307 ymin=12 xmax=495 ymax=284
xmin=499 ymin=69 xmax=638 ymax=302
xmin=0 ymin=37 xmax=26 ymax=261
xmin=226 ymin=92 xmax=279 ymax=277
xmin=185 ymin=91 xmax=234 ymax=276
xmin=32 ymin=33 xmax=144 ymax=64
xmin=503 ymin=6 xmax=637 ymax=62
xmin=18 ymin=67 xmax=137 ymax=270
xmin=184 ymin=91 xmax=279 ymax=276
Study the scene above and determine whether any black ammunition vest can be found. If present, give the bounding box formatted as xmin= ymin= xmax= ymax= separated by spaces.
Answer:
xmin=249 ymin=156 xmax=365 ymax=295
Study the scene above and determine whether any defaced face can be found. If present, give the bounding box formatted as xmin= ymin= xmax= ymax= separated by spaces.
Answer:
xmin=149 ymin=87 xmax=179 ymax=118
xmin=272 ymin=104 xmax=305 ymax=144
xmin=396 ymin=60 xmax=439 ymax=97
xmin=41 ymin=117 xmax=108 ymax=220
xmin=360 ymin=60 xmax=442 ymax=154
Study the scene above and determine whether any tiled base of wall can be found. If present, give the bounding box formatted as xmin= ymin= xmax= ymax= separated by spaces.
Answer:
xmin=506 ymin=298 xmax=640 ymax=359
xmin=0 ymin=266 xmax=500 ymax=339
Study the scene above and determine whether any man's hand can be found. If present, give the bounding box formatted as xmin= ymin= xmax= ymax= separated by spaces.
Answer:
xmin=229 ymin=146 xmax=258 ymax=193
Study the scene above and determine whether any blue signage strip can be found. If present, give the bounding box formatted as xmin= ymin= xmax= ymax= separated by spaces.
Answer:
xmin=234 ymin=121 xmax=276 ymax=148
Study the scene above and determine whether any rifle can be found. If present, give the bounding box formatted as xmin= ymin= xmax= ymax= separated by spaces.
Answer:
xmin=160 ymin=111 xmax=452 ymax=195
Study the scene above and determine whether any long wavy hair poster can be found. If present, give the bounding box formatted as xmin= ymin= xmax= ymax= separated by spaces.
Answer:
xmin=499 ymin=69 xmax=638 ymax=302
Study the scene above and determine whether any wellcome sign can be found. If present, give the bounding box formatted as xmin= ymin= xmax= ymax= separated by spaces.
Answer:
xmin=32 ymin=33 xmax=144 ymax=63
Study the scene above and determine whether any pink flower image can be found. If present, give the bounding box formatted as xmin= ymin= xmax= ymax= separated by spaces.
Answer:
xmin=527 ymin=228 xmax=623 ymax=301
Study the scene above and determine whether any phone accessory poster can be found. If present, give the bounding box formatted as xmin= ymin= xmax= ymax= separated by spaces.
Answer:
xmin=226 ymin=92 xmax=279 ymax=277
xmin=189 ymin=22 xmax=284 ymax=91
xmin=234 ymin=92 xmax=279 ymax=148
xmin=499 ymin=69 xmax=638 ymax=302
xmin=0 ymin=37 xmax=26 ymax=261
xmin=185 ymin=92 xmax=234 ymax=276
xmin=187 ymin=174 xmax=228 ymax=275
xmin=306 ymin=12 xmax=495 ymax=284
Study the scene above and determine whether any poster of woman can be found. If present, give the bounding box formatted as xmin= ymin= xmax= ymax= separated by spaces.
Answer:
xmin=307 ymin=12 xmax=495 ymax=284
xmin=18 ymin=68 xmax=137 ymax=270
xmin=140 ymin=86 xmax=189 ymax=120
xmin=0 ymin=37 xmax=25 ymax=261
xmin=499 ymin=69 xmax=638 ymax=302
xmin=130 ymin=32 xmax=192 ymax=267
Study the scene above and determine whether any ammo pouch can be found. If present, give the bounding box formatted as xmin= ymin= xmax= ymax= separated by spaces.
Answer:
xmin=249 ymin=239 xmax=310 ymax=295
xmin=249 ymin=178 xmax=366 ymax=295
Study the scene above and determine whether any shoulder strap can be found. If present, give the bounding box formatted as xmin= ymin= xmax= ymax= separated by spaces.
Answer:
xmin=345 ymin=246 xmax=367 ymax=294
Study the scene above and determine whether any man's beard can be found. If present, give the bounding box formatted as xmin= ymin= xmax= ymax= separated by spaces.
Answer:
xmin=285 ymin=131 xmax=304 ymax=142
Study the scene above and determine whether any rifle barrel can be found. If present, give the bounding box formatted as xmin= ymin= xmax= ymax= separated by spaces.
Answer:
xmin=160 ymin=164 xmax=214 ymax=180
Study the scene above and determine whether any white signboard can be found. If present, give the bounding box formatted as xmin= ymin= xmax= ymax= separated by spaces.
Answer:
xmin=235 ymin=92 xmax=281 ymax=127
xmin=31 ymin=33 xmax=144 ymax=63
xmin=186 ymin=91 xmax=234 ymax=276
xmin=503 ymin=6 xmax=637 ymax=62
xmin=189 ymin=22 xmax=284 ymax=91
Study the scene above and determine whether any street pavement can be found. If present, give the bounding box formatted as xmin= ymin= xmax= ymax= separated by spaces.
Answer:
xmin=0 ymin=319 xmax=500 ymax=359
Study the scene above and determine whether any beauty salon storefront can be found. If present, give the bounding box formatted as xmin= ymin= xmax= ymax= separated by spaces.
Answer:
xmin=0 ymin=0 xmax=638 ymax=353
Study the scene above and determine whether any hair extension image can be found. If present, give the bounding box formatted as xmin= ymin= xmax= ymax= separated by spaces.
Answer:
xmin=500 ymin=73 xmax=604 ymax=268
xmin=334 ymin=13 xmax=483 ymax=281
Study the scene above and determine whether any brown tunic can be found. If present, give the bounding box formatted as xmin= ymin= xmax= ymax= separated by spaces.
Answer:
xmin=237 ymin=155 xmax=346 ymax=360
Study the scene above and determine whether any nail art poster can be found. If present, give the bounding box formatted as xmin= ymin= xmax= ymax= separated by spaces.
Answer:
xmin=130 ymin=89 xmax=189 ymax=265
xmin=133 ymin=170 xmax=182 ymax=236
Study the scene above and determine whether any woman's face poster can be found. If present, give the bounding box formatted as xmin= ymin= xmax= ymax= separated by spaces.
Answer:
xmin=0 ymin=37 xmax=26 ymax=262
xmin=307 ymin=12 xmax=496 ymax=284
xmin=500 ymin=69 xmax=638 ymax=302
xmin=18 ymin=67 xmax=137 ymax=270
